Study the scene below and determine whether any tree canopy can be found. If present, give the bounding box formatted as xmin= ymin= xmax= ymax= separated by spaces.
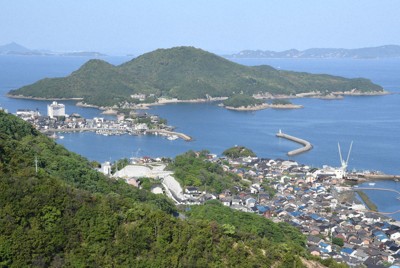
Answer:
xmin=223 ymin=94 xmax=264 ymax=108
xmin=222 ymin=146 xmax=256 ymax=158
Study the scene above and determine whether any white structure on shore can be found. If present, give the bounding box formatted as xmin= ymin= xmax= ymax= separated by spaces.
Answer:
xmin=47 ymin=101 xmax=65 ymax=118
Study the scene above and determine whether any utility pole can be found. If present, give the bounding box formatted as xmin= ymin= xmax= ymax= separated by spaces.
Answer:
xmin=35 ymin=156 xmax=38 ymax=174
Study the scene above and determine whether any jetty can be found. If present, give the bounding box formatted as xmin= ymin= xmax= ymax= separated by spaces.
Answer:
xmin=147 ymin=129 xmax=192 ymax=141
xmin=276 ymin=130 xmax=313 ymax=156
xmin=359 ymin=174 xmax=400 ymax=181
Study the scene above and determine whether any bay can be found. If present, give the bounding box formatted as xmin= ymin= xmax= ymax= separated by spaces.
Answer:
xmin=1 ymin=55 xmax=400 ymax=218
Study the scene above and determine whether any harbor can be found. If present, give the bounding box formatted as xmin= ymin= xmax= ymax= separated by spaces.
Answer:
xmin=276 ymin=129 xmax=313 ymax=156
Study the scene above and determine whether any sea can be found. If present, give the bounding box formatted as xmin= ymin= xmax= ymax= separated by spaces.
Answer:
xmin=1 ymin=55 xmax=399 ymax=218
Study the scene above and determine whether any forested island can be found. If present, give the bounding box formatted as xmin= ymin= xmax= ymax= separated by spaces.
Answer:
xmin=8 ymin=46 xmax=384 ymax=108
xmin=0 ymin=111 xmax=349 ymax=267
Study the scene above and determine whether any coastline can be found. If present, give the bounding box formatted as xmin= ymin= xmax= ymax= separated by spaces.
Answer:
xmin=6 ymin=94 xmax=84 ymax=101
xmin=6 ymin=90 xmax=389 ymax=112
xmin=223 ymin=103 xmax=303 ymax=111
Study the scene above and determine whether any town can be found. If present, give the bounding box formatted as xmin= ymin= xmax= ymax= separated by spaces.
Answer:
xmin=14 ymin=101 xmax=189 ymax=140
xmin=103 ymin=152 xmax=400 ymax=267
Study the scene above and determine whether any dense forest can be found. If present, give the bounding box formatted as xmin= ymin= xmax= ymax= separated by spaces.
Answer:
xmin=9 ymin=46 xmax=383 ymax=107
xmin=0 ymin=112 xmax=348 ymax=267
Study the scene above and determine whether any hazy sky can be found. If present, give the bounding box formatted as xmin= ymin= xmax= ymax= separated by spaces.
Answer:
xmin=1 ymin=0 xmax=399 ymax=55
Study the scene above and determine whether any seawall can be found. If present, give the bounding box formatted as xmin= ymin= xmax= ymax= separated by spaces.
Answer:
xmin=276 ymin=130 xmax=313 ymax=156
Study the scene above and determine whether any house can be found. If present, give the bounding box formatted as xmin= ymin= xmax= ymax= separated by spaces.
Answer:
xmin=220 ymin=197 xmax=232 ymax=207
xmin=307 ymin=236 xmax=323 ymax=246
xmin=245 ymin=197 xmax=257 ymax=208
xmin=231 ymin=197 xmax=242 ymax=206
xmin=318 ymin=241 xmax=332 ymax=253
xmin=341 ymin=247 xmax=355 ymax=256
xmin=351 ymin=249 xmax=369 ymax=262
xmin=373 ymin=230 xmax=389 ymax=243
xmin=185 ymin=187 xmax=199 ymax=195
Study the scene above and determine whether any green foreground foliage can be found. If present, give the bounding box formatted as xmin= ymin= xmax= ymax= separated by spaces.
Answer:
xmin=9 ymin=46 xmax=383 ymax=107
xmin=0 ymin=112 xmax=341 ymax=267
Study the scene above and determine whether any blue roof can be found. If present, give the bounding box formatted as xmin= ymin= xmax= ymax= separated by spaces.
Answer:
xmin=319 ymin=242 xmax=329 ymax=248
xmin=341 ymin=247 xmax=354 ymax=255
xmin=320 ymin=248 xmax=330 ymax=253
xmin=290 ymin=211 xmax=302 ymax=217
xmin=256 ymin=205 xmax=270 ymax=213
xmin=310 ymin=213 xmax=323 ymax=221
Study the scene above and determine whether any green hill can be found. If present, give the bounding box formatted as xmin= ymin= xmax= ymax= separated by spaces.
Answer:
xmin=8 ymin=46 xmax=383 ymax=107
xmin=0 ymin=111 xmax=323 ymax=267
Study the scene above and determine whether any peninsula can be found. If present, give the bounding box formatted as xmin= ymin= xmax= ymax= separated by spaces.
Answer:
xmin=222 ymin=96 xmax=303 ymax=111
xmin=8 ymin=46 xmax=384 ymax=108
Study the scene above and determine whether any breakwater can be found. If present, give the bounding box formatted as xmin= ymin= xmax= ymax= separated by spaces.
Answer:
xmin=276 ymin=130 xmax=312 ymax=156
xmin=360 ymin=174 xmax=400 ymax=181
xmin=147 ymin=129 xmax=192 ymax=141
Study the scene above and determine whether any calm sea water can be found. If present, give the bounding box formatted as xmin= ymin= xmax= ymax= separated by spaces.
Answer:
xmin=1 ymin=55 xmax=399 ymax=218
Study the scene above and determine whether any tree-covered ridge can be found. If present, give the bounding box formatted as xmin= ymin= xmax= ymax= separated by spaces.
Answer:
xmin=0 ymin=111 xmax=319 ymax=267
xmin=223 ymin=146 xmax=256 ymax=158
xmin=167 ymin=150 xmax=242 ymax=193
xmin=9 ymin=46 xmax=384 ymax=107
xmin=223 ymin=94 xmax=264 ymax=108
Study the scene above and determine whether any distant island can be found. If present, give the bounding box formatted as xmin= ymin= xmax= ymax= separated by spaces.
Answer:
xmin=0 ymin=42 xmax=106 ymax=57
xmin=8 ymin=46 xmax=385 ymax=108
xmin=226 ymin=45 xmax=400 ymax=59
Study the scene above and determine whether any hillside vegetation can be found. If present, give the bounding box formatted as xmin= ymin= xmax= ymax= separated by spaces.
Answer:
xmin=223 ymin=94 xmax=264 ymax=108
xmin=9 ymin=46 xmax=383 ymax=107
xmin=0 ymin=111 xmax=321 ymax=267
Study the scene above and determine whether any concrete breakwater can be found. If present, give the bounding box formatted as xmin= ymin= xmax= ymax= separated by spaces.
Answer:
xmin=147 ymin=129 xmax=193 ymax=141
xmin=276 ymin=130 xmax=313 ymax=156
xmin=359 ymin=174 xmax=400 ymax=181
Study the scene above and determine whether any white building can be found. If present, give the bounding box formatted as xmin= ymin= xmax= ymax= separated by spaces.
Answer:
xmin=100 ymin=161 xmax=112 ymax=176
xmin=47 ymin=101 xmax=65 ymax=118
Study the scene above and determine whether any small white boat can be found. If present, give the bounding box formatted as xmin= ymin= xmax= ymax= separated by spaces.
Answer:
xmin=59 ymin=135 xmax=64 ymax=139
xmin=167 ymin=135 xmax=179 ymax=140
xmin=368 ymin=183 xmax=375 ymax=186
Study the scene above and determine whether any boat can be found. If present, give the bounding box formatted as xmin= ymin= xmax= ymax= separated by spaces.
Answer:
xmin=368 ymin=183 xmax=375 ymax=186
xmin=167 ymin=135 xmax=179 ymax=140
xmin=58 ymin=135 xmax=64 ymax=139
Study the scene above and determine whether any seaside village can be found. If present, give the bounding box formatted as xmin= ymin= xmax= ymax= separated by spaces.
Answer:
xmin=14 ymin=101 xmax=182 ymax=140
xmin=12 ymin=102 xmax=400 ymax=267
xmin=101 ymin=152 xmax=400 ymax=268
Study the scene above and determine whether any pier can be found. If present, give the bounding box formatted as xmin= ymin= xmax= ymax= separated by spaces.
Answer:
xmin=276 ymin=130 xmax=313 ymax=156
xmin=147 ymin=129 xmax=192 ymax=141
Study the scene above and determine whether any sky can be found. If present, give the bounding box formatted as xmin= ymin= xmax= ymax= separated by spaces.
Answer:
xmin=1 ymin=0 xmax=400 ymax=55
